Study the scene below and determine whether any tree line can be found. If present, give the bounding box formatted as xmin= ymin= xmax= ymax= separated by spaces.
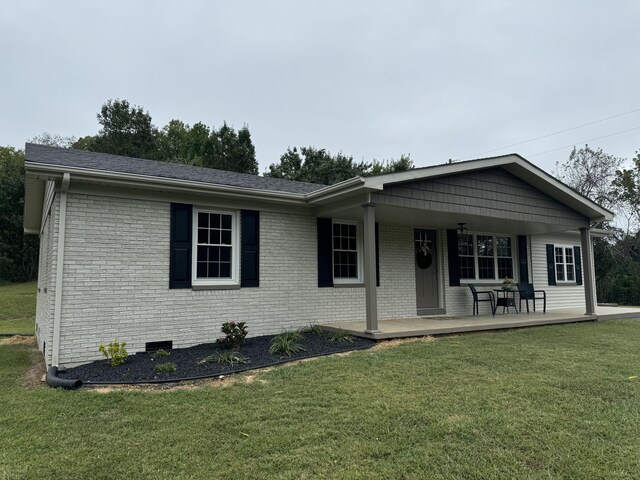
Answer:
xmin=0 ymin=99 xmax=413 ymax=281
xmin=555 ymin=145 xmax=640 ymax=305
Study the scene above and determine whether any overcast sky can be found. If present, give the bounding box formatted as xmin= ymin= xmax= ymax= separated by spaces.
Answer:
xmin=2 ymin=1 xmax=640 ymax=173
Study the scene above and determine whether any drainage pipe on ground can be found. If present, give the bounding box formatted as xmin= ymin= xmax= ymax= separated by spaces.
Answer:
xmin=46 ymin=366 xmax=83 ymax=390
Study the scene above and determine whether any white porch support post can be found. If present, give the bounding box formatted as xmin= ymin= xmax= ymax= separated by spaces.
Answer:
xmin=580 ymin=226 xmax=596 ymax=316
xmin=52 ymin=173 xmax=71 ymax=367
xmin=362 ymin=203 xmax=379 ymax=333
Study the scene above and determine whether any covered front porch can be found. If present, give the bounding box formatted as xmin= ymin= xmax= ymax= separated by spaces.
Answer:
xmin=311 ymin=161 xmax=607 ymax=334
xmin=323 ymin=306 xmax=640 ymax=340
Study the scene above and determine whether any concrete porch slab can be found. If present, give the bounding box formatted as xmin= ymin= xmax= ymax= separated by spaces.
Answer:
xmin=322 ymin=306 xmax=640 ymax=340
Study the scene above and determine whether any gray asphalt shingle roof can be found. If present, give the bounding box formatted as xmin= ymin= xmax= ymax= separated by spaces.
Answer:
xmin=24 ymin=143 xmax=327 ymax=194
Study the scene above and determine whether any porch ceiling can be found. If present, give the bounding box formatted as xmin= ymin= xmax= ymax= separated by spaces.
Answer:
xmin=322 ymin=203 xmax=586 ymax=235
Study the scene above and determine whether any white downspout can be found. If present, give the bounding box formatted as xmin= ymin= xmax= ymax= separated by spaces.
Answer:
xmin=51 ymin=173 xmax=70 ymax=367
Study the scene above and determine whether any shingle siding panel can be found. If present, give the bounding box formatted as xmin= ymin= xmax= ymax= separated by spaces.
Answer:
xmin=372 ymin=167 xmax=588 ymax=226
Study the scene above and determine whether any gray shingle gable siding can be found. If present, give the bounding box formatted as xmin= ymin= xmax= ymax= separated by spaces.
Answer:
xmin=25 ymin=143 xmax=326 ymax=195
xmin=372 ymin=167 xmax=589 ymax=226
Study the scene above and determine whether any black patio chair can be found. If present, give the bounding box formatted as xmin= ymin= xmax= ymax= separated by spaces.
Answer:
xmin=516 ymin=282 xmax=546 ymax=313
xmin=468 ymin=284 xmax=495 ymax=316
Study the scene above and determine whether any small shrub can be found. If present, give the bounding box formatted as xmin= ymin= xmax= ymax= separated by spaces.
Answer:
xmin=269 ymin=331 xmax=306 ymax=356
xmin=98 ymin=341 xmax=128 ymax=367
xmin=328 ymin=330 xmax=355 ymax=343
xmin=216 ymin=321 xmax=248 ymax=349
xmin=154 ymin=362 xmax=177 ymax=373
xmin=298 ymin=324 xmax=326 ymax=335
xmin=200 ymin=351 xmax=248 ymax=366
xmin=152 ymin=348 xmax=171 ymax=358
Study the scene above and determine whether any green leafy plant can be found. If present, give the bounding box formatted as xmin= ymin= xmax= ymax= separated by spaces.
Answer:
xmin=154 ymin=362 xmax=177 ymax=373
xmin=98 ymin=340 xmax=128 ymax=366
xmin=298 ymin=324 xmax=326 ymax=335
xmin=200 ymin=351 xmax=249 ymax=366
xmin=216 ymin=321 xmax=248 ymax=349
xmin=328 ymin=330 xmax=355 ymax=343
xmin=152 ymin=348 xmax=171 ymax=358
xmin=269 ymin=331 xmax=306 ymax=356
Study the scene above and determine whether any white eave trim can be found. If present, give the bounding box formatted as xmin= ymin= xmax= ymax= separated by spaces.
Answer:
xmin=25 ymin=162 xmax=310 ymax=205
xmin=25 ymin=153 xmax=614 ymax=222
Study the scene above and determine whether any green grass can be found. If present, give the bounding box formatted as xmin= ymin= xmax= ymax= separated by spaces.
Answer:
xmin=1 ymin=319 xmax=640 ymax=479
xmin=0 ymin=281 xmax=36 ymax=334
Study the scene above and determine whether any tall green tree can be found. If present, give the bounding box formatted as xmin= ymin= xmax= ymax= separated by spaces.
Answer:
xmin=208 ymin=123 xmax=258 ymax=174
xmin=73 ymin=99 xmax=158 ymax=159
xmin=0 ymin=147 xmax=38 ymax=281
xmin=266 ymin=147 xmax=413 ymax=185
xmin=555 ymin=145 xmax=640 ymax=305
xmin=72 ymin=99 xmax=258 ymax=174
xmin=266 ymin=147 xmax=370 ymax=185
xmin=614 ymin=151 xmax=640 ymax=223
xmin=369 ymin=154 xmax=415 ymax=175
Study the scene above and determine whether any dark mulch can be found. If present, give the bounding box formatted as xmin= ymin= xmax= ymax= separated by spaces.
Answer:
xmin=58 ymin=331 xmax=375 ymax=385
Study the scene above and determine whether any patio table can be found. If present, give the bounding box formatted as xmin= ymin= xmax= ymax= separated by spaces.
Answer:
xmin=493 ymin=289 xmax=518 ymax=315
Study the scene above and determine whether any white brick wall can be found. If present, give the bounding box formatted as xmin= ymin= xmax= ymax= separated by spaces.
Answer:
xmin=57 ymin=193 xmax=417 ymax=366
xmin=44 ymin=190 xmax=595 ymax=367
xmin=35 ymin=197 xmax=58 ymax=364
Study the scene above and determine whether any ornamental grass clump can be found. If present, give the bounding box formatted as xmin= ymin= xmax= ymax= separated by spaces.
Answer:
xmin=200 ymin=351 xmax=248 ymax=366
xmin=328 ymin=330 xmax=355 ymax=343
xmin=298 ymin=324 xmax=326 ymax=335
xmin=98 ymin=341 xmax=128 ymax=367
xmin=216 ymin=321 xmax=248 ymax=349
xmin=269 ymin=331 xmax=306 ymax=356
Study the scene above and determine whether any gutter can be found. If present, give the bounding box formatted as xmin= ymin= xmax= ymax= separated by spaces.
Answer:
xmin=25 ymin=162 xmax=310 ymax=205
xmin=305 ymin=177 xmax=368 ymax=203
xmin=51 ymin=172 xmax=70 ymax=368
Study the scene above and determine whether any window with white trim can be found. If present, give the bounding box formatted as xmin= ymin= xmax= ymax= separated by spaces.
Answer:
xmin=555 ymin=246 xmax=575 ymax=282
xmin=332 ymin=221 xmax=362 ymax=283
xmin=458 ymin=233 xmax=514 ymax=281
xmin=192 ymin=209 xmax=239 ymax=285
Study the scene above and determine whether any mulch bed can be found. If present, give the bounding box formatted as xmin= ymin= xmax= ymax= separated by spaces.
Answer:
xmin=58 ymin=331 xmax=375 ymax=385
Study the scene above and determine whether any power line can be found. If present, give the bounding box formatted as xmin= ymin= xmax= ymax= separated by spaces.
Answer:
xmin=458 ymin=106 xmax=640 ymax=160
xmin=528 ymin=124 xmax=640 ymax=157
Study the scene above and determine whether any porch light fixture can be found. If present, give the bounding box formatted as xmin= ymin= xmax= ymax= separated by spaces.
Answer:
xmin=457 ymin=222 xmax=467 ymax=237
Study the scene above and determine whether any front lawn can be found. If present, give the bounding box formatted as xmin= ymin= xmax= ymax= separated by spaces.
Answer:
xmin=1 ymin=320 xmax=640 ymax=479
xmin=0 ymin=281 xmax=36 ymax=335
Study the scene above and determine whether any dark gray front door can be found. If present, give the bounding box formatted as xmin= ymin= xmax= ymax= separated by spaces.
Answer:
xmin=414 ymin=229 xmax=439 ymax=314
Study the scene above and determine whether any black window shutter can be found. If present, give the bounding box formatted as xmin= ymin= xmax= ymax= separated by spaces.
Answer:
xmin=574 ymin=246 xmax=583 ymax=285
xmin=375 ymin=223 xmax=380 ymax=287
xmin=170 ymin=203 xmax=192 ymax=289
xmin=517 ymin=235 xmax=529 ymax=284
xmin=317 ymin=218 xmax=333 ymax=288
xmin=241 ymin=210 xmax=260 ymax=287
xmin=546 ymin=244 xmax=556 ymax=286
xmin=446 ymin=229 xmax=460 ymax=287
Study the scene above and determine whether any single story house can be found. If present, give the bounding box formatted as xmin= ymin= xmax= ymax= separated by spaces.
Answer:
xmin=23 ymin=143 xmax=612 ymax=367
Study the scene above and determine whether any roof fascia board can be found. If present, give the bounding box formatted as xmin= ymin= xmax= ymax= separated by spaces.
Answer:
xmin=68 ymin=183 xmax=314 ymax=217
